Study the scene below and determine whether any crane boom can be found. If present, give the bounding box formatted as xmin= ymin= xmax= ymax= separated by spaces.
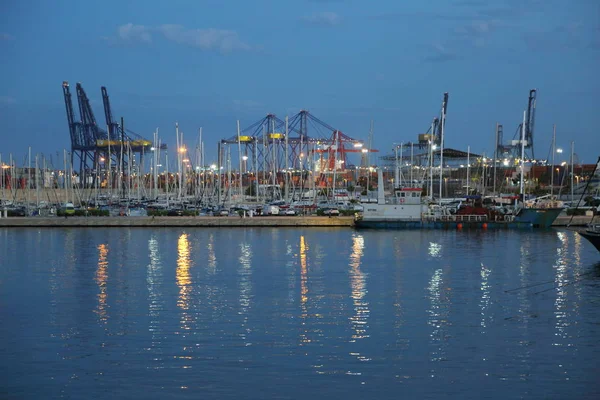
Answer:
xmin=62 ymin=81 xmax=81 ymax=148
xmin=524 ymin=89 xmax=537 ymax=159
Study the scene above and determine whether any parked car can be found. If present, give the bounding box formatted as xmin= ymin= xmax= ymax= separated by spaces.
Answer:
xmin=322 ymin=208 xmax=340 ymax=216
xmin=262 ymin=205 xmax=280 ymax=215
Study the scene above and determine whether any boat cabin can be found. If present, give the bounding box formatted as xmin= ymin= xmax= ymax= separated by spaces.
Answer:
xmin=391 ymin=187 xmax=422 ymax=205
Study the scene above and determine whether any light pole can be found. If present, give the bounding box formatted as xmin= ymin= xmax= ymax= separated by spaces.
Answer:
xmin=242 ymin=155 xmax=248 ymax=201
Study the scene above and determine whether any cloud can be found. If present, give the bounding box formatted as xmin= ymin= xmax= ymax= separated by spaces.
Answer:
xmin=233 ymin=99 xmax=263 ymax=112
xmin=301 ymin=12 xmax=342 ymax=26
xmin=370 ymin=0 xmax=547 ymax=23
xmin=424 ymin=44 xmax=458 ymax=63
xmin=0 ymin=33 xmax=14 ymax=41
xmin=522 ymin=22 xmax=589 ymax=52
xmin=368 ymin=11 xmax=474 ymax=21
xmin=111 ymin=23 xmax=252 ymax=53
xmin=158 ymin=25 xmax=251 ymax=53
xmin=452 ymin=19 xmax=502 ymax=48
xmin=118 ymin=23 xmax=152 ymax=43
xmin=454 ymin=0 xmax=488 ymax=6
xmin=0 ymin=96 xmax=17 ymax=105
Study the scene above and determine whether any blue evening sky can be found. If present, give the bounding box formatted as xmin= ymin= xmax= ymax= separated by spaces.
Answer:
xmin=0 ymin=0 xmax=598 ymax=166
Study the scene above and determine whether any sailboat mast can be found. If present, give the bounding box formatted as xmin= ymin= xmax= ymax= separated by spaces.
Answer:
xmin=35 ymin=153 xmax=39 ymax=209
xmin=399 ymin=143 xmax=403 ymax=186
xmin=0 ymin=153 xmax=3 ymax=206
xmin=285 ymin=116 xmax=289 ymax=203
xmin=237 ymin=121 xmax=243 ymax=204
xmin=429 ymin=120 xmax=434 ymax=198
xmin=570 ymin=141 xmax=575 ymax=204
xmin=519 ymin=110 xmax=526 ymax=197
xmin=410 ymin=143 xmax=414 ymax=185
xmin=466 ymin=146 xmax=470 ymax=195
xmin=27 ymin=146 xmax=31 ymax=215
xmin=394 ymin=145 xmax=399 ymax=188
xmin=439 ymin=110 xmax=445 ymax=201
xmin=550 ymin=124 xmax=556 ymax=198
xmin=493 ymin=122 xmax=499 ymax=195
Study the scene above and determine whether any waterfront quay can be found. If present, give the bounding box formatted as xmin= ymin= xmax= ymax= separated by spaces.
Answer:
xmin=0 ymin=216 xmax=355 ymax=227
xmin=0 ymin=215 xmax=596 ymax=228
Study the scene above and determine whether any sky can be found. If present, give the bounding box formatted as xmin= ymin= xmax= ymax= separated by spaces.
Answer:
xmin=0 ymin=0 xmax=599 ymax=168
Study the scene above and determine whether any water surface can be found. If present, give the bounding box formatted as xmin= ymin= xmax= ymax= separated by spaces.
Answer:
xmin=1 ymin=227 xmax=599 ymax=399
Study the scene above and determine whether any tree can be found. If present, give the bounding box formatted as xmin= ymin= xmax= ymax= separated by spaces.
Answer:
xmin=245 ymin=184 xmax=256 ymax=196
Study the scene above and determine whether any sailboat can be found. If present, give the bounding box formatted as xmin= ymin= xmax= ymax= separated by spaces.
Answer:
xmin=579 ymin=224 xmax=600 ymax=252
xmin=507 ymin=111 xmax=563 ymax=228
xmin=574 ymin=156 xmax=600 ymax=253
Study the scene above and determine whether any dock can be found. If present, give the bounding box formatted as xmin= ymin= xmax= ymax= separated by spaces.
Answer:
xmin=552 ymin=215 xmax=599 ymax=226
xmin=0 ymin=216 xmax=356 ymax=228
xmin=0 ymin=215 xmax=596 ymax=228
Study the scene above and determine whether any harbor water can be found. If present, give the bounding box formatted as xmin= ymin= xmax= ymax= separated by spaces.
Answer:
xmin=1 ymin=227 xmax=599 ymax=399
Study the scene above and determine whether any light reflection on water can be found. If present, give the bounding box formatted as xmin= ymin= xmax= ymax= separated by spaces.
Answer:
xmin=348 ymin=233 xmax=370 ymax=372
xmin=147 ymin=235 xmax=163 ymax=356
xmin=95 ymin=244 xmax=109 ymax=324
xmin=238 ymin=242 xmax=253 ymax=345
xmin=299 ymin=235 xmax=309 ymax=341
xmin=1 ymin=228 xmax=599 ymax=399
xmin=427 ymin=268 xmax=446 ymax=371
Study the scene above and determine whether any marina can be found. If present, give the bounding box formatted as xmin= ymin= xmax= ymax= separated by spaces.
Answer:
xmin=2 ymin=88 xmax=598 ymax=232
xmin=2 ymin=2 xmax=599 ymax=398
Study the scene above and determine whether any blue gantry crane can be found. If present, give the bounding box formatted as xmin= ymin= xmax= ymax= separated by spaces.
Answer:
xmin=496 ymin=89 xmax=537 ymax=161
xmin=62 ymin=81 xmax=166 ymax=188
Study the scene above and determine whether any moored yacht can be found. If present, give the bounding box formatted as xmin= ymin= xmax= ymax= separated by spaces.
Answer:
xmin=579 ymin=224 xmax=600 ymax=253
